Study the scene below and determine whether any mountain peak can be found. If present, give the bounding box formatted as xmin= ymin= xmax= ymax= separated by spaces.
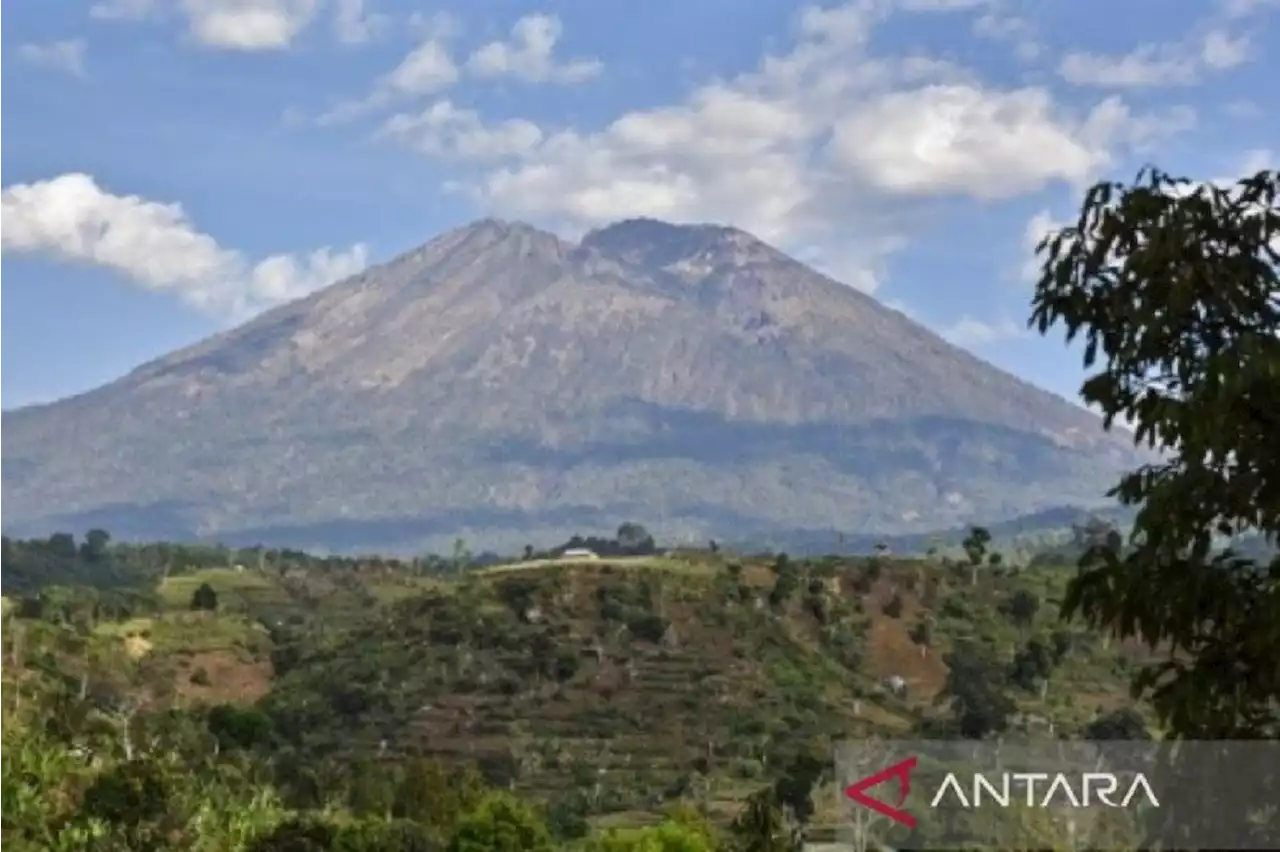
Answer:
xmin=580 ymin=218 xmax=779 ymax=271
xmin=1 ymin=214 xmax=1140 ymax=552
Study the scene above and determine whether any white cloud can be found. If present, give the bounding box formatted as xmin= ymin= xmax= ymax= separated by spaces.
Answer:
xmin=384 ymin=37 xmax=459 ymax=94
xmin=1059 ymin=26 xmax=1255 ymax=88
xmin=1020 ymin=209 xmax=1068 ymax=282
xmin=315 ymin=28 xmax=460 ymax=125
xmin=1220 ymin=0 xmax=1280 ymax=17
xmin=182 ymin=0 xmax=319 ymax=50
xmin=1058 ymin=45 xmax=1199 ymax=88
xmin=0 ymin=173 xmax=367 ymax=319
xmin=896 ymin=0 xmax=990 ymax=9
xmin=90 ymin=0 xmax=157 ymax=20
xmin=972 ymin=12 xmax=1041 ymax=60
xmin=379 ymin=101 xmax=544 ymax=160
xmin=332 ymin=0 xmax=386 ymax=45
xmin=465 ymin=13 xmax=602 ymax=84
xmin=1200 ymin=29 xmax=1252 ymax=68
xmin=317 ymin=12 xmax=598 ymax=126
xmin=940 ymin=315 xmax=1029 ymax=346
xmin=1236 ymin=148 xmax=1274 ymax=174
xmin=408 ymin=2 xmax=1189 ymax=296
xmin=827 ymin=86 xmax=1121 ymax=199
xmin=17 ymin=40 xmax=88 ymax=77
xmin=1223 ymin=99 xmax=1263 ymax=119
xmin=91 ymin=0 xmax=321 ymax=50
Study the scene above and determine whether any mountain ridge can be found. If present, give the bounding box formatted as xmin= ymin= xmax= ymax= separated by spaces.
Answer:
xmin=2 ymin=216 xmax=1143 ymax=552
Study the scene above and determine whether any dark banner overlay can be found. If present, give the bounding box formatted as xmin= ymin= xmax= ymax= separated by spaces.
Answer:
xmin=834 ymin=739 xmax=1280 ymax=850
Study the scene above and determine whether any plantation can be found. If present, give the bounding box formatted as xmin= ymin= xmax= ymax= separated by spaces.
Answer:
xmin=3 ymin=526 xmax=1161 ymax=850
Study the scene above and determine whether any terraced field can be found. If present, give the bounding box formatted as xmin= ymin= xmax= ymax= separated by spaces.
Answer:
xmin=233 ymin=555 xmax=1146 ymax=833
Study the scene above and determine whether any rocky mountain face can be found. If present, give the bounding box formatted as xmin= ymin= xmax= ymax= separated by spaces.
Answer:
xmin=1 ymin=218 xmax=1142 ymax=552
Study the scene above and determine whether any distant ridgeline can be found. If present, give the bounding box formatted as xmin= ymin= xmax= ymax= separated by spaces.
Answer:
xmin=731 ymin=504 xmax=1139 ymax=558
xmin=0 ymin=523 xmax=661 ymax=596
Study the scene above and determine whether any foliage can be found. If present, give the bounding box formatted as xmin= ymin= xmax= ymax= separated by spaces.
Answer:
xmin=191 ymin=582 xmax=220 ymax=612
xmin=1083 ymin=707 xmax=1150 ymax=740
xmin=1031 ymin=165 xmax=1280 ymax=738
xmin=999 ymin=589 xmax=1040 ymax=628
xmin=448 ymin=792 xmax=555 ymax=852
xmin=939 ymin=643 xmax=1016 ymax=738
xmin=0 ymin=524 xmax=1170 ymax=850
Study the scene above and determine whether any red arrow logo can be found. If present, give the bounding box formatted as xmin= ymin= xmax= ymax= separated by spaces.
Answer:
xmin=843 ymin=755 xmax=918 ymax=828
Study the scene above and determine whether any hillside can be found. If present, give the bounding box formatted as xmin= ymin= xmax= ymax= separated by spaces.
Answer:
xmin=2 ymin=537 xmax=1156 ymax=848
xmin=1 ymin=218 xmax=1142 ymax=551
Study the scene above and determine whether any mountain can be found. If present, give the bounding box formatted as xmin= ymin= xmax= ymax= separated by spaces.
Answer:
xmin=1 ymin=218 xmax=1143 ymax=552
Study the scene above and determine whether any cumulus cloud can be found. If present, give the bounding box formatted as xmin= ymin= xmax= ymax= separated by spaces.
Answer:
xmin=379 ymin=100 xmax=544 ymax=160
xmin=971 ymin=12 xmax=1041 ymax=61
xmin=317 ymin=12 xmax=599 ymax=125
xmin=1220 ymin=0 xmax=1280 ymax=17
xmin=1059 ymin=26 xmax=1254 ymax=88
xmin=826 ymin=86 xmax=1120 ymax=199
xmin=465 ymin=13 xmax=602 ymax=84
xmin=181 ymin=0 xmax=318 ymax=50
xmin=940 ymin=315 xmax=1030 ymax=346
xmin=1059 ymin=45 xmax=1199 ymax=88
xmin=383 ymin=37 xmax=460 ymax=94
xmin=332 ymin=0 xmax=386 ymax=45
xmin=1199 ymin=29 xmax=1252 ymax=68
xmin=1020 ymin=209 xmax=1068 ymax=283
xmin=0 ymin=173 xmax=368 ymax=319
xmin=90 ymin=0 xmax=157 ymax=20
xmin=315 ymin=24 xmax=460 ymax=125
xmin=379 ymin=2 xmax=1191 ymax=293
xmin=91 ymin=0 xmax=320 ymax=50
xmin=17 ymin=40 xmax=88 ymax=77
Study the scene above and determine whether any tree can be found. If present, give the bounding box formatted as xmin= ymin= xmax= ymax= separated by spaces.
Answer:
xmin=616 ymin=523 xmax=655 ymax=554
xmin=772 ymin=749 xmax=825 ymax=826
xmin=583 ymin=820 xmax=717 ymax=852
xmin=46 ymin=532 xmax=78 ymax=561
xmin=1008 ymin=639 xmax=1055 ymax=695
xmin=80 ymin=758 xmax=175 ymax=844
xmin=767 ymin=562 xmax=799 ymax=609
xmin=190 ymin=582 xmax=218 ymax=612
xmin=1000 ymin=589 xmax=1040 ymax=628
xmin=449 ymin=791 xmax=554 ymax=852
xmin=1084 ymin=707 xmax=1151 ymax=740
xmin=940 ymin=643 xmax=1016 ymax=739
xmin=729 ymin=788 xmax=800 ymax=852
xmin=961 ymin=526 xmax=991 ymax=586
xmin=80 ymin=528 xmax=112 ymax=563
xmin=909 ymin=617 xmax=935 ymax=657
xmin=1030 ymin=165 xmax=1279 ymax=738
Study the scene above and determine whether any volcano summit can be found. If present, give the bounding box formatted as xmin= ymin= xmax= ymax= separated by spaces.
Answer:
xmin=1 ymin=218 xmax=1138 ymax=551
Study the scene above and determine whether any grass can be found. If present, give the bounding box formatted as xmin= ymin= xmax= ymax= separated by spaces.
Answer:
xmin=158 ymin=567 xmax=288 ymax=611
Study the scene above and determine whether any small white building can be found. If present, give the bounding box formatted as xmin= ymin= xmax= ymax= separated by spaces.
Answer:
xmin=561 ymin=548 xmax=599 ymax=560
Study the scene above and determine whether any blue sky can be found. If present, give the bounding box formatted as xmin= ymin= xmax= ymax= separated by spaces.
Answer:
xmin=2 ymin=0 xmax=1276 ymax=409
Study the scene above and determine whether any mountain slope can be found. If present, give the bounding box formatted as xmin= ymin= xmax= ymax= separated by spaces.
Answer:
xmin=1 ymin=218 xmax=1140 ymax=551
